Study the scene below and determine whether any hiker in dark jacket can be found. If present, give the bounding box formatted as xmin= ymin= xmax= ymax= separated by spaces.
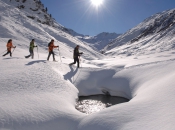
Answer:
xmin=69 ymin=45 xmax=83 ymax=68
xmin=2 ymin=39 xmax=16 ymax=57
xmin=25 ymin=39 xmax=37 ymax=59
xmin=47 ymin=39 xmax=59 ymax=61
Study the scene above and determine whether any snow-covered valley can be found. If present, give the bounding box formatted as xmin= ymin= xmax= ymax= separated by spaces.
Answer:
xmin=1 ymin=50 xmax=175 ymax=130
xmin=1 ymin=0 xmax=175 ymax=130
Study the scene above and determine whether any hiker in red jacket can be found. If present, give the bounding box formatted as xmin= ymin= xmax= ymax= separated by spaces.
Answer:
xmin=2 ymin=39 xmax=16 ymax=57
xmin=47 ymin=39 xmax=59 ymax=61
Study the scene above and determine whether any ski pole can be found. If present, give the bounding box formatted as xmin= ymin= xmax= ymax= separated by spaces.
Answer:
xmin=58 ymin=48 xmax=62 ymax=63
xmin=11 ymin=47 xmax=16 ymax=54
xmin=37 ymin=46 xmax=39 ymax=59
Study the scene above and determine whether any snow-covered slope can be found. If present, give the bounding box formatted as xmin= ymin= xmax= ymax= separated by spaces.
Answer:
xmin=6 ymin=0 xmax=119 ymax=52
xmin=6 ymin=0 xmax=59 ymax=28
xmin=1 ymin=1 xmax=175 ymax=130
xmin=67 ymin=30 xmax=120 ymax=51
xmin=104 ymin=9 xmax=175 ymax=56
xmin=0 ymin=0 xmax=102 ymax=60
xmin=77 ymin=32 xmax=120 ymax=51
xmin=1 ymin=46 xmax=175 ymax=130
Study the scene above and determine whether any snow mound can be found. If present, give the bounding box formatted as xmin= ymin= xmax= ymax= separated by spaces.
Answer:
xmin=0 ymin=0 xmax=175 ymax=130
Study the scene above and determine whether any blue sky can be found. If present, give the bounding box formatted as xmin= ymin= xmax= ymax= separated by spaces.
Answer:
xmin=40 ymin=0 xmax=175 ymax=36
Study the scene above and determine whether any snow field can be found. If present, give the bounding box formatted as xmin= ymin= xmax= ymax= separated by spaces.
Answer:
xmin=0 ymin=0 xmax=175 ymax=129
xmin=1 ymin=39 xmax=175 ymax=130
xmin=1 ymin=36 xmax=175 ymax=130
xmin=0 ymin=52 xmax=85 ymax=130
xmin=76 ymin=58 xmax=175 ymax=130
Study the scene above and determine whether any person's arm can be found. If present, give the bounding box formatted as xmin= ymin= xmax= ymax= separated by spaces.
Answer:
xmin=53 ymin=44 xmax=59 ymax=48
xmin=79 ymin=49 xmax=83 ymax=55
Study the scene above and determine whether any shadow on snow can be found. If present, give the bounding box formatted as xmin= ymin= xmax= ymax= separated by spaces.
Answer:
xmin=25 ymin=60 xmax=47 ymax=66
xmin=63 ymin=66 xmax=78 ymax=83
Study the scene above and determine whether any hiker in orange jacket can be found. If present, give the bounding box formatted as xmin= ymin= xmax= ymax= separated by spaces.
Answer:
xmin=47 ymin=39 xmax=59 ymax=61
xmin=2 ymin=39 xmax=16 ymax=57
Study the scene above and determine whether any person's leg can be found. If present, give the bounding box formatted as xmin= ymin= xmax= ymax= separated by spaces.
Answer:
xmin=52 ymin=51 xmax=55 ymax=61
xmin=76 ymin=57 xmax=80 ymax=68
xmin=73 ymin=58 xmax=77 ymax=64
xmin=25 ymin=49 xmax=32 ymax=58
xmin=9 ymin=51 xmax=12 ymax=57
xmin=69 ymin=58 xmax=77 ymax=65
xmin=31 ymin=50 xmax=34 ymax=59
xmin=47 ymin=52 xmax=51 ymax=60
xmin=25 ymin=55 xmax=31 ymax=58
xmin=3 ymin=51 xmax=9 ymax=56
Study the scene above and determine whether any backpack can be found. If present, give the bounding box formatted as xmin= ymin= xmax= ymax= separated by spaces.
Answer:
xmin=48 ymin=42 xmax=51 ymax=47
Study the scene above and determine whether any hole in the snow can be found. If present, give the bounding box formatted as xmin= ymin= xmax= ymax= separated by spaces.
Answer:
xmin=76 ymin=92 xmax=129 ymax=114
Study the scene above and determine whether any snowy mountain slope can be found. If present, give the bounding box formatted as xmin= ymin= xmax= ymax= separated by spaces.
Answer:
xmin=4 ymin=0 xmax=119 ymax=52
xmin=77 ymin=32 xmax=120 ymax=51
xmin=103 ymin=8 xmax=175 ymax=56
xmin=5 ymin=0 xmax=57 ymax=27
xmin=0 ymin=0 xmax=102 ymax=60
xmin=1 ymin=1 xmax=175 ymax=130
xmin=67 ymin=30 xmax=120 ymax=51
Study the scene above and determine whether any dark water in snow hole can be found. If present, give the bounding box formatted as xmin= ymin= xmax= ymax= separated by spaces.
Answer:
xmin=76 ymin=94 xmax=129 ymax=114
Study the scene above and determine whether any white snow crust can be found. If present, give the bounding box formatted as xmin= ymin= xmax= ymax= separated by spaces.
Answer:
xmin=0 ymin=0 xmax=175 ymax=130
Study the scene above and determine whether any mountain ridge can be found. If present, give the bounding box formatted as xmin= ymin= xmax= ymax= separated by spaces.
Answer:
xmin=0 ymin=0 xmax=103 ymax=60
xmin=59 ymin=27 xmax=121 ymax=51
xmin=103 ymin=8 xmax=175 ymax=56
xmin=3 ymin=0 xmax=119 ymax=51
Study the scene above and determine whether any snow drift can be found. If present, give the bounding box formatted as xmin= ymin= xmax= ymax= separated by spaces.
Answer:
xmin=0 ymin=0 xmax=175 ymax=130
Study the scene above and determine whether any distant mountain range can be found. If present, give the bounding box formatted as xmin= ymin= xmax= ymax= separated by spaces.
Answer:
xmin=103 ymin=9 xmax=175 ymax=56
xmin=64 ymin=29 xmax=121 ymax=51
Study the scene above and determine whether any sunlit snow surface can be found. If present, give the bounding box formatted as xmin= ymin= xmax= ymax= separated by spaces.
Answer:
xmin=1 ymin=0 xmax=175 ymax=130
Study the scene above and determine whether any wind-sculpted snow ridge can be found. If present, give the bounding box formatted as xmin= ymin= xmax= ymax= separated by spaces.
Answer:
xmin=0 ymin=56 xmax=83 ymax=130
xmin=1 ymin=48 xmax=175 ymax=130
xmin=104 ymin=8 xmax=175 ymax=56
xmin=1 ymin=1 xmax=175 ymax=130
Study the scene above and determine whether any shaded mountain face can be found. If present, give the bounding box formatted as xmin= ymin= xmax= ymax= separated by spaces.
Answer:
xmin=103 ymin=9 xmax=175 ymax=56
